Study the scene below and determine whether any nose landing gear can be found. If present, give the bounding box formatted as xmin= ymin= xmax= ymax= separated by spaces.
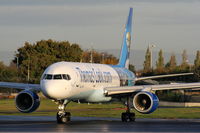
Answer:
xmin=57 ymin=112 xmax=71 ymax=123
xmin=56 ymin=100 xmax=71 ymax=124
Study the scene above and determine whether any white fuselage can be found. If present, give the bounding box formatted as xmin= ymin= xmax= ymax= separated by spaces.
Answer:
xmin=40 ymin=61 xmax=135 ymax=102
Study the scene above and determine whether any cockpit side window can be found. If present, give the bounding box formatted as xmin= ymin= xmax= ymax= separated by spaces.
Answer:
xmin=67 ymin=75 xmax=71 ymax=80
xmin=53 ymin=74 xmax=62 ymax=80
xmin=45 ymin=74 xmax=53 ymax=80
xmin=62 ymin=74 xmax=71 ymax=80
xmin=42 ymin=74 xmax=47 ymax=79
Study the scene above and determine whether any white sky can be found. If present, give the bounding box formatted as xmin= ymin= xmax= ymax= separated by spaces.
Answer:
xmin=0 ymin=0 xmax=200 ymax=54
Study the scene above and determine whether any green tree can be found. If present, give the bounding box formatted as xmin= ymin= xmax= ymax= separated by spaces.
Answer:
xmin=0 ymin=62 xmax=7 ymax=81
xmin=156 ymin=49 xmax=164 ymax=72
xmin=81 ymin=50 xmax=102 ymax=63
xmin=194 ymin=50 xmax=200 ymax=68
xmin=13 ymin=39 xmax=83 ymax=83
xmin=194 ymin=51 xmax=200 ymax=81
xmin=0 ymin=61 xmax=18 ymax=82
xmin=102 ymin=53 xmax=118 ymax=65
xmin=81 ymin=50 xmax=118 ymax=65
xmin=180 ymin=49 xmax=189 ymax=69
xmin=129 ymin=64 xmax=135 ymax=73
xmin=165 ymin=53 xmax=177 ymax=70
xmin=143 ymin=47 xmax=151 ymax=72
xmin=0 ymin=61 xmax=19 ymax=93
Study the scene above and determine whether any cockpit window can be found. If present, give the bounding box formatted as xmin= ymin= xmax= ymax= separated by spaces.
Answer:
xmin=45 ymin=74 xmax=53 ymax=79
xmin=43 ymin=74 xmax=71 ymax=80
xmin=62 ymin=74 xmax=71 ymax=80
xmin=42 ymin=74 xmax=47 ymax=79
xmin=53 ymin=74 xmax=62 ymax=80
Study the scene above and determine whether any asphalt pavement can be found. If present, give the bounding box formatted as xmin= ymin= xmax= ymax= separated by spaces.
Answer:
xmin=0 ymin=116 xmax=200 ymax=132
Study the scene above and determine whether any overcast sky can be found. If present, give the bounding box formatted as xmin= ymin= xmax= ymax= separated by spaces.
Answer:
xmin=0 ymin=0 xmax=200 ymax=55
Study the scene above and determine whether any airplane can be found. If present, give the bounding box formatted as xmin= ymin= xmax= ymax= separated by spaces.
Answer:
xmin=1 ymin=7 xmax=200 ymax=124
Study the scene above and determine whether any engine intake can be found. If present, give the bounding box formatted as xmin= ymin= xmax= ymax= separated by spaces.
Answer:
xmin=15 ymin=90 xmax=40 ymax=113
xmin=133 ymin=91 xmax=159 ymax=114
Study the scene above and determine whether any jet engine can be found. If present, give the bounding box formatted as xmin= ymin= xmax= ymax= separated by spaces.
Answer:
xmin=15 ymin=90 xmax=40 ymax=113
xmin=133 ymin=91 xmax=159 ymax=114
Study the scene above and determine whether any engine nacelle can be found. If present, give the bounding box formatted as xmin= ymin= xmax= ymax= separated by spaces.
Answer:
xmin=133 ymin=91 xmax=159 ymax=114
xmin=15 ymin=90 xmax=40 ymax=113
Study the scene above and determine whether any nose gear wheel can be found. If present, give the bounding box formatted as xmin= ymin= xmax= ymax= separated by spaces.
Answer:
xmin=56 ymin=100 xmax=71 ymax=124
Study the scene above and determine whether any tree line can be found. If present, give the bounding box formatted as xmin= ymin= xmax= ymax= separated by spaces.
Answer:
xmin=0 ymin=39 xmax=119 ymax=84
xmin=0 ymin=39 xmax=199 ymax=84
xmin=142 ymin=46 xmax=200 ymax=81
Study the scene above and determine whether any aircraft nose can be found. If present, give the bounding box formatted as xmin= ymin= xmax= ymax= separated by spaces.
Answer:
xmin=42 ymin=83 xmax=56 ymax=99
xmin=41 ymin=81 xmax=68 ymax=99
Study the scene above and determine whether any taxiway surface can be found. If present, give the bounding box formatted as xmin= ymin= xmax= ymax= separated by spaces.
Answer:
xmin=0 ymin=116 xmax=200 ymax=132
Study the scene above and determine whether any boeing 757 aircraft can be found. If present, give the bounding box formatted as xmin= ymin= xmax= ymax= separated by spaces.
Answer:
xmin=1 ymin=8 xmax=200 ymax=123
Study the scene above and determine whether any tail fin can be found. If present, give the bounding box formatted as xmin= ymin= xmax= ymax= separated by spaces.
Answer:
xmin=118 ymin=8 xmax=133 ymax=69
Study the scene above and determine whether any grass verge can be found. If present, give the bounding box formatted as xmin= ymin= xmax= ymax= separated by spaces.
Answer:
xmin=1 ymin=99 xmax=200 ymax=119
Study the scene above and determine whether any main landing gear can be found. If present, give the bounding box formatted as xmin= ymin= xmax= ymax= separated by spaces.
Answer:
xmin=121 ymin=97 xmax=135 ymax=122
xmin=56 ymin=100 xmax=71 ymax=124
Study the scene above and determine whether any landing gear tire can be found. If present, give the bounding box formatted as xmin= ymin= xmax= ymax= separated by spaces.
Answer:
xmin=121 ymin=112 xmax=129 ymax=122
xmin=57 ymin=112 xmax=71 ymax=124
xmin=56 ymin=100 xmax=71 ymax=124
xmin=121 ymin=97 xmax=135 ymax=122
xmin=121 ymin=112 xmax=135 ymax=122
xmin=129 ymin=113 xmax=135 ymax=122
xmin=57 ymin=113 xmax=62 ymax=124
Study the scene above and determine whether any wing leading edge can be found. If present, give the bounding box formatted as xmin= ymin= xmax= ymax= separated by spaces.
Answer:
xmin=104 ymin=82 xmax=200 ymax=96
xmin=0 ymin=82 xmax=40 ymax=91
xmin=136 ymin=73 xmax=194 ymax=81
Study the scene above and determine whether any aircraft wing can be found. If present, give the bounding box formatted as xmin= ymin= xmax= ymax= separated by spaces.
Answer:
xmin=104 ymin=82 xmax=200 ymax=96
xmin=0 ymin=82 xmax=40 ymax=91
xmin=135 ymin=73 xmax=193 ymax=81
